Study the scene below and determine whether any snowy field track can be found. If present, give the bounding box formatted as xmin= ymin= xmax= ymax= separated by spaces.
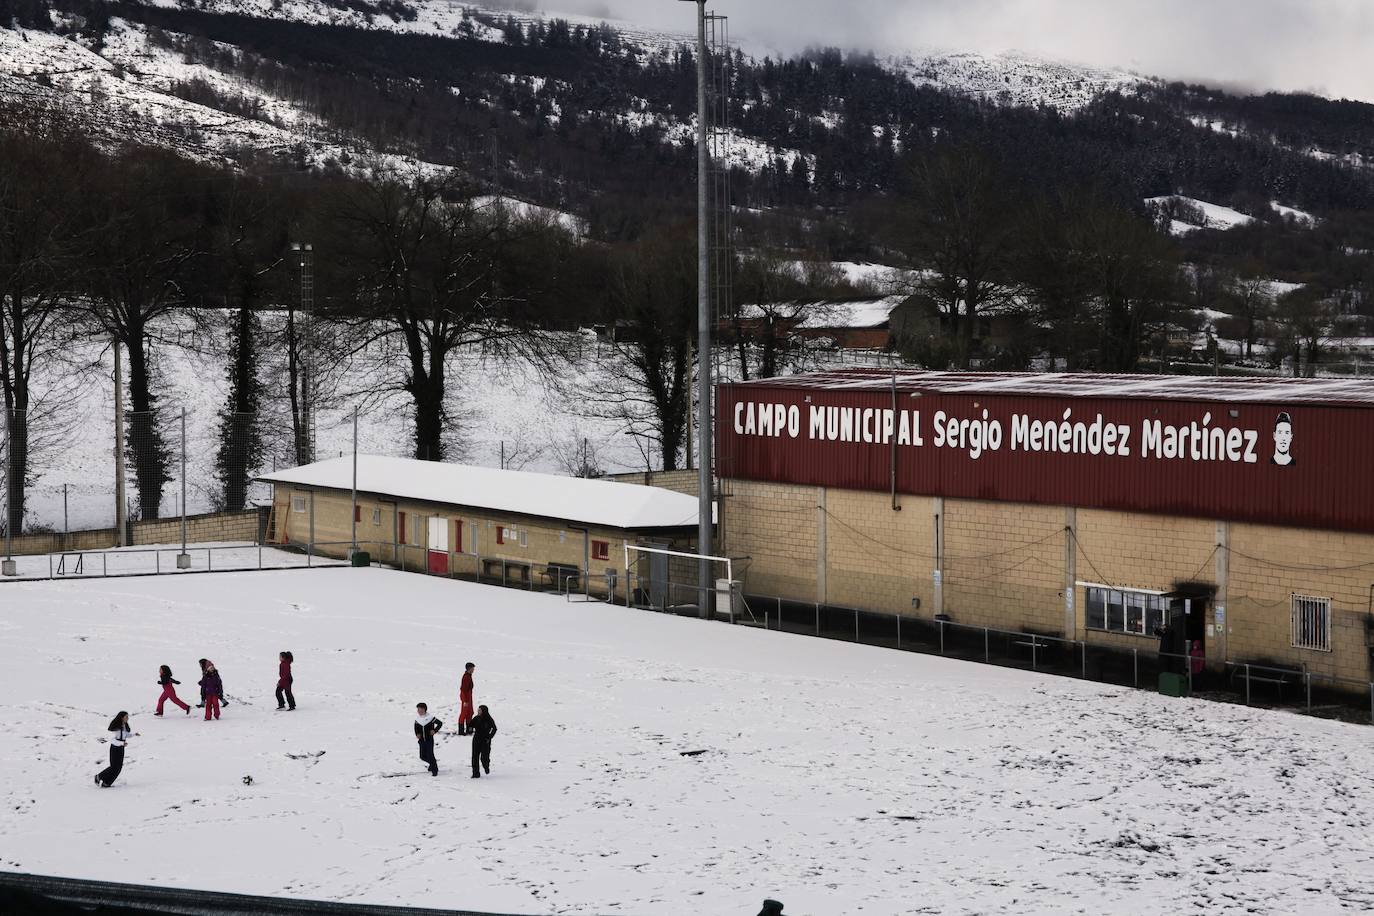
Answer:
xmin=1 ymin=568 xmax=1372 ymax=915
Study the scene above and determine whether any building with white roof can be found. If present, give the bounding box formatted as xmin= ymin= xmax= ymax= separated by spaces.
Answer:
xmin=257 ymin=456 xmax=703 ymax=594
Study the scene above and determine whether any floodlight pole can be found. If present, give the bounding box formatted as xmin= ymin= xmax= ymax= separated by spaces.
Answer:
xmin=683 ymin=0 xmax=714 ymax=616
xmin=177 ymin=407 xmax=190 ymax=568
xmin=351 ymin=407 xmax=359 ymax=554
xmin=114 ymin=339 xmax=127 ymax=548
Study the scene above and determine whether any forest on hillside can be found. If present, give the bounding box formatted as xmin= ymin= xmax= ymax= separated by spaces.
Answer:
xmin=4 ymin=0 xmax=1374 ymax=536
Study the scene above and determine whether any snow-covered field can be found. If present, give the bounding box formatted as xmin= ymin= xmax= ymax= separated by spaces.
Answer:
xmin=2 ymin=568 xmax=1372 ymax=914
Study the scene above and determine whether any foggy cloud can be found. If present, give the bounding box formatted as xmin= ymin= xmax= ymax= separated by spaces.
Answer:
xmin=524 ymin=0 xmax=1374 ymax=102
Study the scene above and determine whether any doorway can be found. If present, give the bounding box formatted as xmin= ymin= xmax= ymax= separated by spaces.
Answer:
xmin=427 ymin=516 xmax=449 ymax=575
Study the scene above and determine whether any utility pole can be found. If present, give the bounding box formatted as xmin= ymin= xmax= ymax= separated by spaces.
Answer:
xmin=114 ymin=340 xmax=127 ymax=548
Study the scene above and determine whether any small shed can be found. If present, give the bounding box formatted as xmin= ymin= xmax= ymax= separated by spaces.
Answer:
xmin=256 ymin=456 xmax=703 ymax=595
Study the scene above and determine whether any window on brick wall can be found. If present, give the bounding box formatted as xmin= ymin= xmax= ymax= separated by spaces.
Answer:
xmin=398 ymin=511 xmax=407 ymax=544
xmin=291 ymin=495 xmax=306 ymax=513
xmin=1291 ymin=595 xmax=1331 ymax=652
xmin=372 ymin=508 xmax=381 ymax=526
xmin=496 ymin=526 xmax=505 ymax=545
xmin=518 ymin=528 xmax=528 ymax=548
xmin=591 ymin=540 xmax=609 ymax=561
xmin=354 ymin=505 xmax=361 ymax=523
xmin=1085 ymin=585 xmax=1165 ymax=636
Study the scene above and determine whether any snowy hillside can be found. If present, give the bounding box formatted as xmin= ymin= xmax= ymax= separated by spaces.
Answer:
xmin=0 ymin=0 xmax=1151 ymax=183
xmin=0 ymin=19 xmax=450 ymax=174
xmin=3 ymin=568 xmax=1373 ymax=914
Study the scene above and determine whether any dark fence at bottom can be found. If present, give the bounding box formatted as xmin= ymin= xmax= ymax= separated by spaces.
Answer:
xmin=0 ymin=871 xmax=522 ymax=916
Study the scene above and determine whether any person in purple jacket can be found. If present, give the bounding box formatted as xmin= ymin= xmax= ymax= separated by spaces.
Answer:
xmin=200 ymin=662 xmax=224 ymax=721
xmin=275 ymin=651 xmax=295 ymax=711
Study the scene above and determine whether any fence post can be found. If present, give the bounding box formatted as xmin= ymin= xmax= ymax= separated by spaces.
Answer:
xmin=258 ymin=541 xmax=263 ymax=570
xmin=1133 ymin=648 xmax=1138 ymax=688
xmin=938 ymin=619 xmax=944 ymax=655
xmin=984 ymin=627 xmax=989 ymax=662
xmin=156 ymin=551 xmax=160 ymax=575
xmin=1186 ymin=655 xmax=1192 ymax=695
xmin=896 ymin=613 xmax=901 ymax=649
xmin=1369 ymin=683 xmax=1373 ymax=726
xmin=307 ymin=541 xmax=313 ymax=568
xmin=854 ymin=608 xmax=859 ymax=642
xmin=1031 ymin=639 xmax=1038 ymax=671
xmin=815 ymin=603 xmax=820 ymax=636
xmin=776 ymin=596 xmax=782 ymax=631
xmin=1080 ymin=642 xmax=1086 ymax=679
xmin=103 ymin=553 xmax=107 ymax=577
xmin=1245 ymin=664 xmax=1251 ymax=705
xmin=1305 ymin=673 xmax=1311 ymax=712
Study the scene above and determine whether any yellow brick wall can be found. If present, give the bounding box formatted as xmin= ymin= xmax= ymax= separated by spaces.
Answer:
xmin=4 ymin=510 xmax=262 ymax=556
xmin=271 ymin=487 xmax=669 ymax=598
xmin=720 ymin=479 xmax=819 ymax=601
xmin=943 ymin=499 xmax=1066 ymax=633
xmin=1071 ymin=509 xmax=1217 ymax=648
xmin=824 ymin=489 xmax=936 ymax=615
xmin=1226 ymin=523 xmax=1374 ymax=686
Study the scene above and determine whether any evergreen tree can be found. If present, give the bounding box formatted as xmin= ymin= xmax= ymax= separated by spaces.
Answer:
xmin=214 ymin=305 xmax=264 ymax=511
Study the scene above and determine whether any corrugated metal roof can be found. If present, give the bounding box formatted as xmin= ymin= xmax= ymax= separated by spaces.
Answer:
xmin=730 ymin=369 xmax=1374 ymax=408
xmin=256 ymin=456 xmax=701 ymax=530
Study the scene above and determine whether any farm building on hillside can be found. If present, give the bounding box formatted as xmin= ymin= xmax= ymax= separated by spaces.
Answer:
xmin=257 ymin=456 xmax=703 ymax=597
xmin=731 ymin=295 xmax=909 ymax=351
xmin=715 ymin=369 xmax=1374 ymax=694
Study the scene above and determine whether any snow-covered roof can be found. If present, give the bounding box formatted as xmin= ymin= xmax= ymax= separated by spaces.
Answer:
xmin=731 ymin=369 xmax=1374 ymax=407
xmin=258 ymin=456 xmax=701 ymax=530
xmin=737 ymin=296 xmax=907 ymax=329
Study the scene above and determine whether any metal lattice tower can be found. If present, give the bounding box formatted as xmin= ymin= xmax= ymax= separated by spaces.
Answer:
xmin=293 ymin=243 xmax=316 ymax=467
xmin=706 ymin=12 xmax=733 ymax=499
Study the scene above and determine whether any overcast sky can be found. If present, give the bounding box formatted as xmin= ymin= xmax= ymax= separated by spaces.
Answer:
xmin=528 ymin=0 xmax=1374 ymax=102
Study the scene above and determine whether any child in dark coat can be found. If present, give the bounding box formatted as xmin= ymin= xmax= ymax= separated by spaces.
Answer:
xmin=414 ymin=703 xmax=442 ymax=776
xmin=275 ymin=651 xmax=295 ymax=711
xmin=155 ymin=665 xmax=191 ymax=715
xmin=200 ymin=663 xmax=224 ymax=721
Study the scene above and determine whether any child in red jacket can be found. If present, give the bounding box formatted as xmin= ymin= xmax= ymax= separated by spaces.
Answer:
xmin=275 ymin=651 xmax=296 ymax=711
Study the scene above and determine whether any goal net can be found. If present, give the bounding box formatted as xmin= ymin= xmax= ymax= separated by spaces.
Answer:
xmin=622 ymin=544 xmax=749 ymax=621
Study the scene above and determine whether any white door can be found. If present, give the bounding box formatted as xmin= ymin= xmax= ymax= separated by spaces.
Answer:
xmin=427 ymin=517 xmax=449 ymax=552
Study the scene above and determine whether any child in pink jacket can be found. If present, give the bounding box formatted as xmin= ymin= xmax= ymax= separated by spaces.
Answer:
xmin=154 ymin=665 xmax=191 ymax=715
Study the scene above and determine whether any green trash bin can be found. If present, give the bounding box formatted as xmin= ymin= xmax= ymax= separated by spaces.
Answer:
xmin=350 ymin=550 xmax=371 ymax=568
xmin=1158 ymin=671 xmax=1189 ymax=698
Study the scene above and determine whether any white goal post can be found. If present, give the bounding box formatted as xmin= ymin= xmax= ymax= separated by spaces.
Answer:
xmin=622 ymin=544 xmax=737 ymax=618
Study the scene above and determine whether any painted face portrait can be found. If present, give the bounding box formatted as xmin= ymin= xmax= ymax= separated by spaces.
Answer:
xmin=1271 ymin=413 xmax=1294 ymax=467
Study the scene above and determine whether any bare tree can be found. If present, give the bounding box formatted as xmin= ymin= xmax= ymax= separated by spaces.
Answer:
xmin=1270 ymin=286 xmax=1342 ymax=377
xmin=1227 ymin=262 xmax=1274 ymax=361
xmin=592 ymin=225 xmax=696 ymax=471
xmin=0 ymin=122 xmax=93 ymax=534
xmin=1074 ymin=201 xmax=1178 ymax=371
xmin=901 ymin=147 xmax=1021 ymax=369
xmin=81 ymin=149 xmax=206 ymax=520
xmin=332 ymin=170 xmax=552 ymax=462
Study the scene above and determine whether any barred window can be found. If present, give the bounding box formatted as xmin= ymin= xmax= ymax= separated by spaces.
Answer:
xmin=1084 ymin=585 xmax=1166 ymax=636
xmin=1291 ymin=595 xmax=1331 ymax=652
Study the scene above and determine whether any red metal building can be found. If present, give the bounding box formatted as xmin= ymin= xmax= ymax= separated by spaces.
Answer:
xmin=717 ymin=370 xmax=1374 ymax=533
